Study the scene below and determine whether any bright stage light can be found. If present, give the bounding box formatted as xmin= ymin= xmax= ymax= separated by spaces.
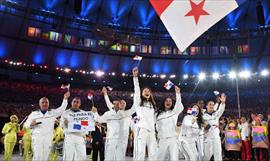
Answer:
xmin=239 ymin=70 xmax=251 ymax=79
xmin=198 ymin=72 xmax=206 ymax=81
xmin=122 ymin=73 xmax=126 ymax=76
xmin=160 ymin=74 xmax=166 ymax=79
xmin=170 ymin=74 xmax=176 ymax=78
xmin=111 ymin=72 xmax=115 ymax=76
xmin=212 ymin=72 xmax=220 ymax=80
xmin=183 ymin=74 xmax=189 ymax=79
xmin=64 ymin=68 xmax=71 ymax=73
xmin=142 ymin=74 xmax=146 ymax=77
xmin=95 ymin=70 xmax=104 ymax=77
xmin=261 ymin=69 xmax=269 ymax=77
xmin=229 ymin=71 xmax=237 ymax=79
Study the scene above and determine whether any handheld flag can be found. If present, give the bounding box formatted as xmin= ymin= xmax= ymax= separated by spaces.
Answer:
xmin=187 ymin=107 xmax=197 ymax=115
xmin=87 ymin=92 xmax=93 ymax=100
xmin=61 ymin=84 xmax=70 ymax=90
xmin=164 ymin=80 xmax=174 ymax=90
xmin=213 ymin=90 xmax=220 ymax=96
xmin=149 ymin=0 xmax=240 ymax=52
xmin=133 ymin=55 xmax=143 ymax=61
xmin=107 ymin=86 xmax=113 ymax=91
xmin=87 ymin=92 xmax=95 ymax=106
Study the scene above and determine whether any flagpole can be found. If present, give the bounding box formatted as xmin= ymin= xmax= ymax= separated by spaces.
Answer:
xmin=236 ymin=77 xmax=241 ymax=118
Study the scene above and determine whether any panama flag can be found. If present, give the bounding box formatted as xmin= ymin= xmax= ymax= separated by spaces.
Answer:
xmin=61 ymin=84 xmax=70 ymax=90
xmin=149 ymin=0 xmax=240 ymax=52
xmin=187 ymin=107 xmax=197 ymax=115
xmin=164 ymin=80 xmax=174 ymax=90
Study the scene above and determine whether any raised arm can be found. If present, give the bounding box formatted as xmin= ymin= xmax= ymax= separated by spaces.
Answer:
xmin=213 ymin=93 xmax=226 ymax=119
xmin=91 ymin=106 xmax=108 ymax=123
xmin=102 ymin=87 xmax=114 ymax=111
xmin=173 ymin=86 xmax=184 ymax=115
xmin=52 ymin=91 xmax=70 ymax=117
xmin=133 ymin=67 xmax=141 ymax=107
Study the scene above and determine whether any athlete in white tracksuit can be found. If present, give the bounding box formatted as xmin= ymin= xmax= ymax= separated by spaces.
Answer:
xmin=132 ymin=67 xmax=158 ymax=161
xmin=92 ymin=102 xmax=135 ymax=161
xmin=60 ymin=97 xmax=88 ymax=161
xmin=24 ymin=92 xmax=70 ymax=161
xmin=102 ymin=87 xmax=132 ymax=160
xmin=179 ymin=104 xmax=204 ymax=161
xmin=203 ymin=93 xmax=226 ymax=161
xmin=155 ymin=86 xmax=184 ymax=161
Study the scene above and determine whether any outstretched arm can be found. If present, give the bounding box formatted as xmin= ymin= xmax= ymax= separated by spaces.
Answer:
xmin=213 ymin=93 xmax=226 ymax=119
xmin=133 ymin=67 xmax=141 ymax=107
xmin=173 ymin=86 xmax=184 ymax=115
xmin=53 ymin=91 xmax=70 ymax=117
xmin=102 ymin=87 xmax=114 ymax=111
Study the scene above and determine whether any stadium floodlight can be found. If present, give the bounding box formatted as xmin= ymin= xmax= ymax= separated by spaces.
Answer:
xmin=183 ymin=74 xmax=189 ymax=79
xmin=95 ymin=70 xmax=105 ymax=77
xmin=228 ymin=71 xmax=237 ymax=79
xmin=261 ymin=69 xmax=269 ymax=77
xmin=239 ymin=70 xmax=251 ymax=79
xmin=212 ymin=72 xmax=220 ymax=80
xmin=198 ymin=72 xmax=206 ymax=81
xmin=64 ymin=68 xmax=71 ymax=73
xmin=160 ymin=74 xmax=166 ymax=79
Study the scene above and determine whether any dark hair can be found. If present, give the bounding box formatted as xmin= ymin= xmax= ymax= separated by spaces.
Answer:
xmin=140 ymin=87 xmax=156 ymax=110
xmin=189 ymin=104 xmax=204 ymax=129
xmin=156 ymin=97 xmax=174 ymax=118
xmin=72 ymin=97 xmax=81 ymax=102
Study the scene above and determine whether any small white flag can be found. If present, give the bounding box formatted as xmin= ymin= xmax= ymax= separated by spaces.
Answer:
xmin=61 ymin=84 xmax=70 ymax=90
xmin=133 ymin=55 xmax=143 ymax=61
xmin=213 ymin=90 xmax=220 ymax=96
xmin=107 ymin=86 xmax=113 ymax=91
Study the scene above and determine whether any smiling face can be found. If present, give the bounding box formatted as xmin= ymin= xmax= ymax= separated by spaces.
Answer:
xmin=39 ymin=97 xmax=49 ymax=111
xmin=120 ymin=100 xmax=126 ymax=110
xmin=164 ymin=98 xmax=173 ymax=110
xmin=71 ymin=98 xmax=81 ymax=111
xmin=142 ymin=88 xmax=151 ymax=100
xmin=113 ymin=100 xmax=121 ymax=111
xmin=207 ymin=101 xmax=215 ymax=113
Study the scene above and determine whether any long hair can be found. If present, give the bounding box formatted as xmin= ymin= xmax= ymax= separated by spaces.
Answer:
xmin=189 ymin=103 xmax=204 ymax=129
xmin=140 ymin=87 xmax=157 ymax=111
xmin=156 ymin=97 xmax=175 ymax=118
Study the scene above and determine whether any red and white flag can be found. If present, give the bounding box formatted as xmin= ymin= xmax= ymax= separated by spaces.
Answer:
xmin=61 ymin=84 xmax=70 ymax=90
xmin=149 ymin=0 xmax=239 ymax=52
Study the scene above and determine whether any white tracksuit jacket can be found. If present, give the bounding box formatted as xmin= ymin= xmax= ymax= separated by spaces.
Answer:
xmin=203 ymin=103 xmax=225 ymax=161
xmin=133 ymin=76 xmax=157 ymax=161
xmin=179 ymin=114 xmax=203 ymax=161
xmin=24 ymin=99 xmax=68 ymax=161
xmin=155 ymin=92 xmax=184 ymax=161
xmin=60 ymin=109 xmax=88 ymax=161
xmin=104 ymin=94 xmax=132 ymax=160
xmin=93 ymin=106 xmax=135 ymax=161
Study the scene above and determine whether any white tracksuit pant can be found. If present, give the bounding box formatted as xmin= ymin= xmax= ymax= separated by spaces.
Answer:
xmin=157 ymin=137 xmax=179 ymax=161
xmin=116 ymin=136 xmax=128 ymax=160
xmin=180 ymin=138 xmax=198 ymax=161
xmin=134 ymin=127 xmax=157 ymax=161
xmin=32 ymin=135 xmax=52 ymax=161
xmin=105 ymin=138 xmax=119 ymax=161
xmin=203 ymin=137 xmax=222 ymax=161
xmin=63 ymin=134 xmax=86 ymax=161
